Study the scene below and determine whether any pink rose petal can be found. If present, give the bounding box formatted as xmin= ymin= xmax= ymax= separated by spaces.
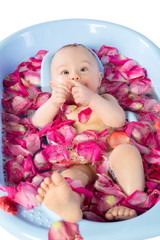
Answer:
xmin=78 ymin=107 xmax=92 ymax=123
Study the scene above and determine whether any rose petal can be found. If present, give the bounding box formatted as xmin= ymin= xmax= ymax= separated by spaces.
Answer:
xmin=48 ymin=221 xmax=80 ymax=240
xmin=78 ymin=107 xmax=92 ymax=123
xmin=0 ymin=196 xmax=17 ymax=215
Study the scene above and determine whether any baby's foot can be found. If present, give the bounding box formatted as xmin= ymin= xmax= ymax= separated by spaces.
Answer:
xmin=105 ymin=206 xmax=137 ymax=221
xmin=36 ymin=173 xmax=83 ymax=223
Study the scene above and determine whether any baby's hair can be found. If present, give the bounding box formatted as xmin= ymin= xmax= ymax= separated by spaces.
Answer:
xmin=53 ymin=44 xmax=97 ymax=61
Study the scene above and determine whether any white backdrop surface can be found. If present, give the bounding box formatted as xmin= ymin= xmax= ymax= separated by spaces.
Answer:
xmin=0 ymin=0 xmax=160 ymax=239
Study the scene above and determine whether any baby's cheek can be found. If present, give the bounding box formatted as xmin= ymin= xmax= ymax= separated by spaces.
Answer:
xmin=51 ymin=80 xmax=63 ymax=89
xmin=87 ymin=82 xmax=99 ymax=92
xmin=57 ymin=78 xmax=64 ymax=84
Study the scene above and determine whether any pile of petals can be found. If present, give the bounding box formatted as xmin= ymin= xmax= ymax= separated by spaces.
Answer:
xmin=0 ymin=46 xmax=160 ymax=224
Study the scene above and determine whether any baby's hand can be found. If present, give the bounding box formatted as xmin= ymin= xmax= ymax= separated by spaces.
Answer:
xmin=69 ymin=80 xmax=95 ymax=106
xmin=50 ymin=83 xmax=69 ymax=108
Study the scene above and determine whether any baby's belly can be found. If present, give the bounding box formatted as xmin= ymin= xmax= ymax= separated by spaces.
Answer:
xmin=65 ymin=106 xmax=107 ymax=133
xmin=72 ymin=121 xmax=107 ymax=134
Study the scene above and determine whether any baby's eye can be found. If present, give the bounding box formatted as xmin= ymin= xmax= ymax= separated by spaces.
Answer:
xmin=80 ymin=67 xmax=87 ymax=72
xmin=62 ymin=70 xmax=69 ymax=75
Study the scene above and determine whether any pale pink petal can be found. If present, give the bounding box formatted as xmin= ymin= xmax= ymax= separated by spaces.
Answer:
xmin=22 ymin=70 xmax=40 ymax=86
xmin=25 ymin=133 xmax=41 ymax=155
xmin=48 ymin=221 xmax=80 ymax=240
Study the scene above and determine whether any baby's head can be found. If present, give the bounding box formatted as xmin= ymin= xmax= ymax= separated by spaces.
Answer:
xmin=49 ymin=44 xmax=104 ymax=92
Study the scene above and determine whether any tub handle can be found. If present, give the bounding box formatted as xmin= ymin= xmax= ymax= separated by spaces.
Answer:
xmin=126 ymin=111 xmax=137 ymax=122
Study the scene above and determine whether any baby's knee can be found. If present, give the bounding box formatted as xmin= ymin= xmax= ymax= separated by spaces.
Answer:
xmin=109 ymin=143 xmax=142 ymax=169
xmin=113 ymin=143 xmax=139 ymax=155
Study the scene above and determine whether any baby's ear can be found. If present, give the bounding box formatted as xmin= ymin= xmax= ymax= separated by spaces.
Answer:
xmin=98 ymin=72 xmax=103 ymax=87
xmin=50 ymin=81 xmax=54 ymax=89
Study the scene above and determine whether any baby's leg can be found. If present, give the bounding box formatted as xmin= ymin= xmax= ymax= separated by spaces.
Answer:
xmin=105 ymin=143 xmax=145 ymax=221
xmin=108 ymin=144 xmax=145 ymax=195
xmin=61 ymin=164 xmax=96 ymax=186
xmin=36 ymin=164 xmax=96 ymax=223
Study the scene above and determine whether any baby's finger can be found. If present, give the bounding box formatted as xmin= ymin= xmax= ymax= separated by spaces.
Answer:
xmin=55 ymin=85 xmax=69 ymax=94
xmin=56 ymin=82 xmax=69 ymax=91
xmin=54 ymin=89 xmax=67 ymax=96
xmin=63 ymin=80 xmax=75 ymax=91
xmin=71 ymin=85 xmax=79 ymax=94
xmin=55 ymin=87 xmax=68 ymax=92
xmin=67 ymin=80 xmax=83 ymax=88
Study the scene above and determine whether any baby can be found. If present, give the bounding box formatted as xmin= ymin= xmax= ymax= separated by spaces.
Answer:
xmin=32 ymin=44 xmax=145 ymax=223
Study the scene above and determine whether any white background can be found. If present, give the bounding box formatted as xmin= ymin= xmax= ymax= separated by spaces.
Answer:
xmin=0 ymin=0 xmax=160 ymax=239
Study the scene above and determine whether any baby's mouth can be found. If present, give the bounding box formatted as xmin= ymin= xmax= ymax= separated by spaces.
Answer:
xmin=66 ymin=92 xmax=74 ymax=102
xmin=69 ymin=86 xmax=73 ymax=92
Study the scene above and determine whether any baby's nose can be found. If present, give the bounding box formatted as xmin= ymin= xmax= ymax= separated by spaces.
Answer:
xmin=71 ymin=73 xmax=80 ymax=81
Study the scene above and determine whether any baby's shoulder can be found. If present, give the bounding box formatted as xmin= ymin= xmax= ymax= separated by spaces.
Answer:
xmin=100 ymin=93 xmax=118 ymax=103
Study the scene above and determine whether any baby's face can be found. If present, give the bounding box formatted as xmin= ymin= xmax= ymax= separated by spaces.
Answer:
xmin=50 ymin=46 xmax=102 ymax=92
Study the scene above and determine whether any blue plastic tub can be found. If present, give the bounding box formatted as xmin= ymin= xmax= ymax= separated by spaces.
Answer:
xmin=0 ymin=19 xmax=160 ymax=240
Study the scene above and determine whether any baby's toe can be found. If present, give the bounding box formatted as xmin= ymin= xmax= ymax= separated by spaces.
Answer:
xmin=37 ymin=187 xmax=46 ymax=196
xmin=123 ymin=207 xmax=130 ymax=217
xmin=105 ymin=208 xmax=116 ymax=220
xmin=36 ymin=194 xmax=44 ymax=202
xmin=118 ymin=207 xmax=127 ymax=217
xmin=129 ymin=209 xmax=137 ymax=217
xmin=105 ymin=212 xmax=114 ymax=220
xmin=40 ymin=182 xmax=49 ymax=190
xmin=51 ymin=173 xmax=66 ymax=186
xmin=44 ymin=177 xmax=52 ymax=186
xmin=112 ymin=207 xmax=119 ymax=217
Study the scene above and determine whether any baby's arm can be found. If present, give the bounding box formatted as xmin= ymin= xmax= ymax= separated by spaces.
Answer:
xmin=31 ymin=83 xmax=69 ymax=128
xmin=89 ymin=93 xmax=125 ymax=128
